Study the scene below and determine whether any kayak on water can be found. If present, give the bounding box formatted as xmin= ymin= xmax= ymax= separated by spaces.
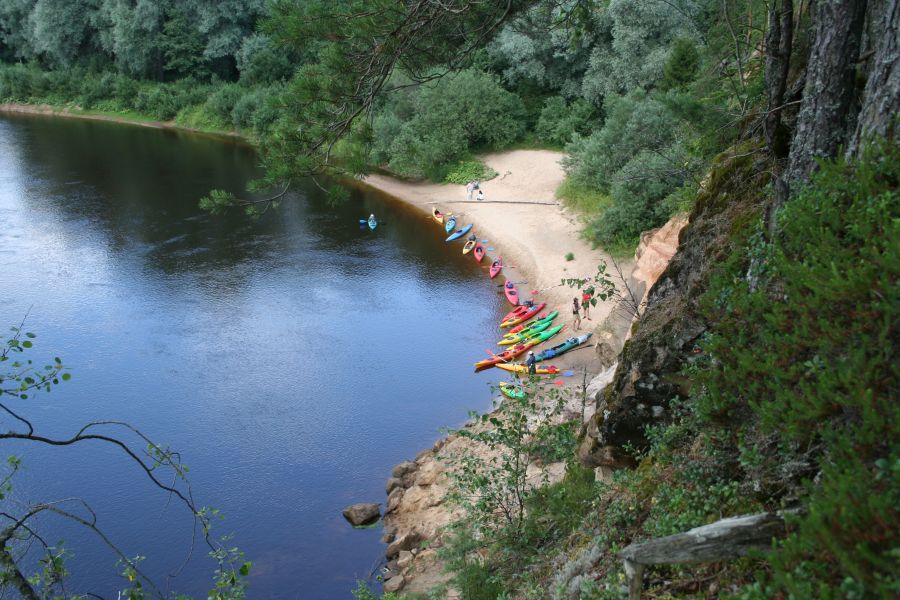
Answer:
xmin=500 ymin=301 xmax=546 ymax=328
xmin=473 ymin=243 xmax=485 ymax=262
xmin=446 ymin=223 xmax=473 ymax=242
xmin=489 ymin=257 xmax=502 ymax=279
xmin=432 ymin=207 xmax=445 ymax=224
xmin=503 ymin=280 xmax=519 ymax=306
xmin=462 ymin=238 xmax=476 ymax=254
xmin=533 ymin=333 xmax=593 ymax=362
xmin=496 ymin=363 xmax=561 ymax=375
xmin=444 ymin=215 xmax=457 ymax=234
xmin=499 ymin=382 xmax=526 ymax=400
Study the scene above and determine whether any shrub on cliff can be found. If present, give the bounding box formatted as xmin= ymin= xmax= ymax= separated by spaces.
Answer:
xmin=697 ymin=141 xmax=899 ymax=597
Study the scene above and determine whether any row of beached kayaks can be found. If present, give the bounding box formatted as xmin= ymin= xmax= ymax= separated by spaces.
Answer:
xmin=429 ymin=205 xmax=592 ymax=376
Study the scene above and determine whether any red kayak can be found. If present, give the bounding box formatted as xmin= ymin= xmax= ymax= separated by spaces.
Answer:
xmin=500 ymin=302 xmax=546 ymax=328
xmin=504 ymin=281 xmax=519 ymax=306
xmin=474 ymin=340 xmax=534 ymax=371
xmin=473 ymin=243 xmax=485 ymax=263
xmin=489 ymin=257 xmax=502 ymax=279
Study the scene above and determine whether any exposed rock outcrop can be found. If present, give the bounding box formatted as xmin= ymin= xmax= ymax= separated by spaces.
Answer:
xmin=341 ymin=503 xmax=381 ymax=527
xmin=579 ymin=145 xmax=770 ymax=469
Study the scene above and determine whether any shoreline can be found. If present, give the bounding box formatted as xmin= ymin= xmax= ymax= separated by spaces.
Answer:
xmin=354 ymin=152 xmax=638 ymax=595
xmin=0 ymin=102 xmax=251 ymax=145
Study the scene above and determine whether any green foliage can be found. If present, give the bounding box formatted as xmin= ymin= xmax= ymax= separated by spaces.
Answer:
xmin=445 ymin=383 xmax=575 ymax=547
xmin=556 ymin=178 xmax=612 ymax=215
xmin=373 ymin=69 xmax=526 ymax=180
xmin=697 ymin=143 xmax=900 ymax=596
xmin=661 ymin=38 xmax=700 ymax=91
xmin=442 ymin=159 xmax=498 ymax=185
xmin=565 ymin=252 xmax=574 ymax=261
xmin=351 ymin=581 xmax=404 ymax=600
xmin=535 ymin=96 xmax=595 ymax=146
xmin=235 ymin=33 xmax=293 ymax=84
xmin=160 ymin=9 xmax=209 ymax=80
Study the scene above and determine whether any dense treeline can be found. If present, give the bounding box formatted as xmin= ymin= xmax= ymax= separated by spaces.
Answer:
xmin=0 ymin=0 xmax=744 ymax=249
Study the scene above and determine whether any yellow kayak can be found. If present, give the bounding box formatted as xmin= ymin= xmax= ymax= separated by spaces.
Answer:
xmin=462 ymin=239 xmax=476 ymax=254
xmin=496 ymin=363 xmax=561 ymax=375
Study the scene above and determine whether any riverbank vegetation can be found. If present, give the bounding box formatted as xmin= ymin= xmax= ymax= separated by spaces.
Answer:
xmin=2 ymin=0 xmax=897 ymax=598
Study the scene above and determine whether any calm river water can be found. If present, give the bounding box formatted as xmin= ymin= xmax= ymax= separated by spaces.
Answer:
xmin=0 ymin=114 xmax=504 ymax=598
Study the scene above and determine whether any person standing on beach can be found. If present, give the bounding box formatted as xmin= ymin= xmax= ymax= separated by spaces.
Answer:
xmin=582 ymin=290 xmax=593 ymax=319
xmin=525 ymin=351 xmax=537 ymax=375
xmin=572 ymin=297 xmax=581 ymax=331
xmin=466 ymin=181 xmax=474 ymax=200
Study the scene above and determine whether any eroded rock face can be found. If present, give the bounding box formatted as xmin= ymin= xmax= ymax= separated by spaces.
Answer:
xmin=341 ymin=503 xmax=381 ymax=527
xmin=578 ymin=149 xmax=770 ymax=468
xmin=386 ymin=529 xmax=422 ymax=558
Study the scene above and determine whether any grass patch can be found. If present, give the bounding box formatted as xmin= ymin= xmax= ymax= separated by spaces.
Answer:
xmin=443 ymin=158 xmax=498 ymax=185
xmin=565 ymin=252 xmax=575 ymax=261
xmin=557 ymin=178 xmax=613 ymax=214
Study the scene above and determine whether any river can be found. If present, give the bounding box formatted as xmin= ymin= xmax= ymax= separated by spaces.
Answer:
xmin=0 ymin=113 xmax=503 ymax=598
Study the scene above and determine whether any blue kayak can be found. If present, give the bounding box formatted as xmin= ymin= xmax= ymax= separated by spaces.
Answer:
xmin=534 ymin=333 xmax=592 ymax=362
xmin=446 ymin=223 xmax=473 ymax=242
xmin=367 ymin=216 xmax=378 ymax=230
xmin=444 ymin=215 xmax=457 ymax=233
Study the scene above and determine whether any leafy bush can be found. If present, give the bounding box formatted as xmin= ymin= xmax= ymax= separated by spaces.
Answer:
xmin=373 ymin=69 xmax=525 ymax=179
xmin=236 ymin=33 xmax=294 ymax=84
xmin=535 ymin=96 xmax=594 ymax=146
xmin=563 ymin=90 xmax=679 ymax=191
xmin=205 ymin=84 xmax=244 ymax=123
xmin=443 ymin=159 xmax=498 ymax=185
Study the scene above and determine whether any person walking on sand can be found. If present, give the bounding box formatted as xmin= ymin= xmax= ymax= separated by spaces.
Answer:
xmin=582 ymin=290 xmax=593 ymax=319
xmin=525 ymin=350 xmax=537 ymax=375
xmin=572 ymin=297 xmax=582 ymax=331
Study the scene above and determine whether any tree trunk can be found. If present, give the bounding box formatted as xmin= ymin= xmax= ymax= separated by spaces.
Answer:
xmin=764 ymin=0 xmax=795 ymax=159
xmin=786 ymin=0 xmax=868 ymax=185
xmin=846 ymin=0 xmax=900 ymax=156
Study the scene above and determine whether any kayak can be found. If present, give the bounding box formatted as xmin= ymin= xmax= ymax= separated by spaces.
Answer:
xmin=367 ymin=216 xmax=377 ymax=230
xmin=474 ymin=342 xmax=531 ymax=371
xmin=432 ymin=208 xmax=445 ymax=225
xmin=496 ymin=363 xmax=561 ymax=375
xmin=499 ymin=382 xmax=526 ymax=400
xmin=497 ymin=318 xmax=554 ymax=345
xmin=444 ymin=215 xmax=457 ymax=234
xmin=500 ymin=312 xmax=559 ymax=344
xmin=503 ymin=281 xmax=519 ymax=306
xmin=474 ymin=325 xmax=563 ymax=371
xmin=534 ymin=333 xmax=593 ymax=362
xmin=500 ymin=302 xmax=546 ymax=328
xmin=489 ymin=258 xmax=502 ymax=279
xmin=508 ymin=311 xmax=553 ymax=334
xmin=462 ymin=239 xmax=476 ymax=254
xmin=473 ymin=243 xmax=485 ymax=262
xmin=446 ymin=223 xmax=473 ymax=242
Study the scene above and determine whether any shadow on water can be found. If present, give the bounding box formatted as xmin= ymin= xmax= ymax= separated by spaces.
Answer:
xmin=0 ymin=113 xmax=503 ymax=598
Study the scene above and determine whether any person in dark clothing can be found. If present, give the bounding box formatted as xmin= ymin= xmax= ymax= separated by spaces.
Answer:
xmin=525 ymin=350 xmax=537 ymax=375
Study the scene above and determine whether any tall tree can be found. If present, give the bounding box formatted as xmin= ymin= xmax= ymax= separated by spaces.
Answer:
xmin=785 ymin=0 xmax=868 ymax=185
xmin=846 ymin=0 xmax=900 ymax=156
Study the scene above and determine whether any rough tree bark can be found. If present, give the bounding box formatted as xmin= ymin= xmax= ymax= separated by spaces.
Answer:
xmin=764 ymin=0 xmax=795 ymax=159
xmin=846 ymin=0 xmax=900 ymax=156
xmin=786 ymin=0 xmax=868 ymax=185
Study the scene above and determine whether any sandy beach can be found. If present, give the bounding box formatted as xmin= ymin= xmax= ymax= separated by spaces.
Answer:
xmin=363 ymin=150 xmax=630 ymax=378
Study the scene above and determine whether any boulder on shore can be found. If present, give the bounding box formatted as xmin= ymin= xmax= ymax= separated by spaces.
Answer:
xmin=341 ymin=503 xmax=381 ymax=527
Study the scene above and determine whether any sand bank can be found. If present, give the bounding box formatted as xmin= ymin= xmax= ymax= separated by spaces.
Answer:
xmin=363 ymin=150 xmax=631 ymax=377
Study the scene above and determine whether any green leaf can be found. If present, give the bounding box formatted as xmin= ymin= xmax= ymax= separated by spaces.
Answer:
xmin=239 ymin=561 xmax=252 ymax=576
xmin=61 ymin=372 xmax=72 ymax=381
